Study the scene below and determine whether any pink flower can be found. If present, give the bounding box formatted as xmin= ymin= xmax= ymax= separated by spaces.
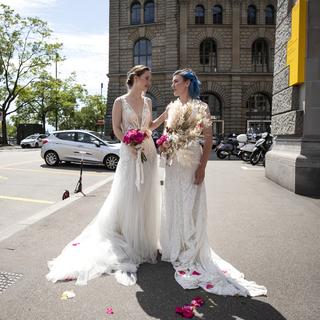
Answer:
xmin=178 ymin=270 xmax=186 ymax=276
xmin=176 ymin=305 xmax=194 ymax=318
xmin=191 ymin=296 xmax=204 ymax=308
xmin=105 ymin=307 xmax=114 ymax=314
xmin=191 ymin=271 xmax=201 ymax=276
xmin=72 ymin=242 xmax=80 ymax=246
xmin=156 ymin=134 xmax=168 ymax=146
xmin=123 ymin=129 xmax=146 ymax=145
xmin=206 ymin=283 xmax=214 ymax=289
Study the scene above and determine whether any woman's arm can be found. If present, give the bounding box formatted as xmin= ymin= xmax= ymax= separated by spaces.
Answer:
xmin=194 ymin=104 xmax=213 ymax=185
xmin=112 ymin=98 xmax=124 ymax=141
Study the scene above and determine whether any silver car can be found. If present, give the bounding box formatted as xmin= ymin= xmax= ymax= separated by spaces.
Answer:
xmin=41 ymin=130 xmax=120 ymax=170
xmin=20 ymin=133 xmax=48 ymax=148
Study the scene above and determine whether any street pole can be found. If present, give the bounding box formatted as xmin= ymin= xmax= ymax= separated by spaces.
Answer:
xmin=55 ymin=54 xmax=58 ymax=131
xmin=100 ymin=83 xmax=103 ymax=137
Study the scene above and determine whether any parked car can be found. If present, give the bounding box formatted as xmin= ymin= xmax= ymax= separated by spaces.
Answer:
xmin=20 ymin=133 xmax=48 ymax=148
xmin=41 ymin=130 xmax=121 ymax=170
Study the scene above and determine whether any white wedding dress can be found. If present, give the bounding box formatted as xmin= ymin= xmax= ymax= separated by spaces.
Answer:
xmin=160 ymin=103 xmax=267 ymax=297
xmin=46 ymin=96 xmax=160 ymax=286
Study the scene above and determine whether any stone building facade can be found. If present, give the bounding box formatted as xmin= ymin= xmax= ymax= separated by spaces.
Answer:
xmin=266 ymin=0 xmax=320 ymax=197
xmin=106 ymin=0 xmax=277 ymax=136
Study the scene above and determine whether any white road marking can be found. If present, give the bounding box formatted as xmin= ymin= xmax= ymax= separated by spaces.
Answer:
xmin=0 ymin=167 xmax=110 ymax=177
xmin=0 ymin=159 xmax=43 ymax=167
xmin=0 ymin=175 xmax=114 ymax=243
xmin=0 ymin=195 xmax=55 ymax=204
xmin=241 ymin=166 xmax=264 ymax=171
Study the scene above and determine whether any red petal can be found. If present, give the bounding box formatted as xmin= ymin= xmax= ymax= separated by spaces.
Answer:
xmin=72 ymin=242 xmax=80 ymax=246
xmin=105 ymin=307 xmax=114 ymax=314
xmin=206 ymin=284 xmax=214 ymax=289
xmin=176 ymin=306 xmax=183 ymax=314
xmin=191 ymin=271 xmax=201 ymax=276
xmin=178 ymin=270 xmax=186 ymax=275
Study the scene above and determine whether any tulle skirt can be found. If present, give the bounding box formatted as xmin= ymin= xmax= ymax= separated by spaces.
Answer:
xmin=46 ymin=140 xmax=160 ymax=285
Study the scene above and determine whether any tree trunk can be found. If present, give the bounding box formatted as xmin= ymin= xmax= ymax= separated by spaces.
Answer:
xmin=42 ymin=115 xmax=46 ymax=132
xmin=1 ymin=116 xmax=8 ymax=145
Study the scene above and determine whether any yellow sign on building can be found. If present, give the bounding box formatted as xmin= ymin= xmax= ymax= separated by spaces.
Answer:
xmin=287 ymin=0 xmax=307 ymax=86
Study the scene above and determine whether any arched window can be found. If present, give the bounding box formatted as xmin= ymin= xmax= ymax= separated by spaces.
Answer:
xmin=200 ymin=93 xmax=222 ymax=119
xmin=144 ymin=1 xmax=155 ymax=24
xmin=195 ymin=5 xmax=205 ymax=24
xmin=213 ymin=5 xmax=223 ymax=24
xmin=200 ymin=39 xmax=217 ymax=72
xmin=252 ymin=39 xmax=269 ymax=72
xmin=131 ymin=1 xmax=141 ymax=25
xmin=265 ymin=5 xmax=275 ymax=24
xmin=134 ymin=38 xmax=152 ymax=67
xmin=247 ymin=5 xmax=257 ymax=25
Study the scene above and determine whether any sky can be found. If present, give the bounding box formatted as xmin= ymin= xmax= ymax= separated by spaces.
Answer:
xmin=0 ymin=0 xmax=110 ymax=96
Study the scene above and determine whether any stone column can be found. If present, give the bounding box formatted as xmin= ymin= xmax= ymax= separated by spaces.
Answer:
xmin=266 ymin=0 xmax=320 ymax=198
xmin=232 ymin=0 xmax=241 ymax=72
xmin=179 ymin=0 xmax=188 ymax=68
xmin=165 ymin=0 xmax=179 ymax=70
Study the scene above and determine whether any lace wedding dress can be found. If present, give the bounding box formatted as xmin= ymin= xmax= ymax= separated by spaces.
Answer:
xmin=46 ymin=96 xmax=160 ymax=286
xmin=160 ymin=103 xmax=267 ymax=297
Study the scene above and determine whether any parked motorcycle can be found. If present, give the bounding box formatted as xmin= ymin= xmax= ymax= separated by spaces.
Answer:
xmin=238 ymin=133 xmax=261 ymax=162
xmin=215 ymin=133 xmax=244 ymax=159
xmin=250 ymin=132 xmax=273 ymax=166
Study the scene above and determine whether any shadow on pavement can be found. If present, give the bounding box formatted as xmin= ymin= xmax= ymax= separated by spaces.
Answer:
xmin=40 ymin=162 xmax=114 ymax=173
xmin=136 ymin=261 xmax=287 ymax=320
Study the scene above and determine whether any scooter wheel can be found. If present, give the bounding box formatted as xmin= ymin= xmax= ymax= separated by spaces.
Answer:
xmin=240 ymin=151 xmax=251 ymax=162
xmin=217 ymin=149 xmax=228 ymax=160
xmin=250 ymin=150 xmax=262 ymax=165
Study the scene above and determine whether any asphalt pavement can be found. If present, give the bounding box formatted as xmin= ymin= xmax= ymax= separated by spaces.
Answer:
xmin=0 ymin=156 xmax=319 ymax=320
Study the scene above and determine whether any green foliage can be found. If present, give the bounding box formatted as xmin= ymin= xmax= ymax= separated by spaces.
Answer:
xmin=0 ymin=4 xmax=62 ymax=143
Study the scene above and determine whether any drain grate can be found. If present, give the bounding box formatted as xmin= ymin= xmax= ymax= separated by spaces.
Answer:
xmin=0 ymin=271 xmax=23 ymax=293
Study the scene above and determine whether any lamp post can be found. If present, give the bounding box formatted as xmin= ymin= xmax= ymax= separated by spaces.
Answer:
xmin=55 ymin=53 xmax=58 ymax=131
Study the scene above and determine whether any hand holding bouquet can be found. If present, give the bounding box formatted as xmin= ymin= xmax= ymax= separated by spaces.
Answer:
xmin=156 ymin=99 xmax=211 ymax=166
xmin=123 ymin=129 xmax=148 ymax=162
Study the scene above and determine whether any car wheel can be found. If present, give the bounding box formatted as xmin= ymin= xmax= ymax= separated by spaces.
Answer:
xmin=21 ymin=145 xmax=26 ymax=149
xmin=35 ymin=142 xmax=39 ymax=148
xmin=104 ymin=154 xmax=119 ymax=170
xmin=44 ymin=151 xmax=60 ymax=166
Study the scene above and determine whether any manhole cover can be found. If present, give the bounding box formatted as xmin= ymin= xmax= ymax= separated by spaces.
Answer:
xmin=0 ymin=272 xmax=23 ymax=293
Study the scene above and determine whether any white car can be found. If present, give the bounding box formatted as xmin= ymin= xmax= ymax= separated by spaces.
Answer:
xmin=20 ymin=133 xmax=48 ymax=148
xmin=41 ymin=130 xmax=121 ymax=170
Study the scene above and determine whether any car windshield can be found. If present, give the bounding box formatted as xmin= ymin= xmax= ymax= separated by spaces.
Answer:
xmin=25 ymin=135 xmax=38 ymax=139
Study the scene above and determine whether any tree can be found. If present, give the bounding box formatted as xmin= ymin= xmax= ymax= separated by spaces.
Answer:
xmin=74 ymin=95 xmax=107 ymax=131
xmin=0 ymin=4 xmax=62 ymax=144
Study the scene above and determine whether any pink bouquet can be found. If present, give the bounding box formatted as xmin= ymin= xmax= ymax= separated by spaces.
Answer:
xmin=123 ymin=129 xmax=148 ymax=162
xmin=156 ymin=134 xmax=168 ymax=146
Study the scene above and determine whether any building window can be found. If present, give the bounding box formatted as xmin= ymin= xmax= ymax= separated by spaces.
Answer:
xmin=247 ymin=93 xmax=271 ymax=119
xmin=195 ymin=5 xmax=205 ymax=24
xmin=131 ymin=1 xmax=141 ymax=25
xmin=213 ymin=5 xmax=223 ymax=24
xmin=144 ymin=1 xmax=155 ymax=24
xmin=200 ymin=39 xmax=217 ymax=72
xmin=247 ymin=5 xmax=257 ymax=25
xmin=200 ymin=93 xmax=222 ymax=119
xmin=252 ymin=39 xmax=269 ymax=72
xmin=265 ymin=5 xmax=275 ymax=24
xmin=134 ymin=38 xmax=152 ymax=67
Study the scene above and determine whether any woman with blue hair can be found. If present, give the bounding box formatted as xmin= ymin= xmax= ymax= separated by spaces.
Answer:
xmin=160 ymin=68 xmax=267 ymax=297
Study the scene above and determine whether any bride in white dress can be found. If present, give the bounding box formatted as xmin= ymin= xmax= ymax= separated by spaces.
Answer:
xmin=46 ymin=65 xmax=167 ymax=286
xmin=160 ymin=69 xmax=267 ymax=297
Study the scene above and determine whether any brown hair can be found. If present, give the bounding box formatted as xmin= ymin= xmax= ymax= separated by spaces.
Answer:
xmin=126 ymin=65 xmax=150 ymax=89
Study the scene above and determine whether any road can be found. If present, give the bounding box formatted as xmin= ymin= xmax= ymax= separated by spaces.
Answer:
xmin=0 ymin=148 xmax=114 ymax=236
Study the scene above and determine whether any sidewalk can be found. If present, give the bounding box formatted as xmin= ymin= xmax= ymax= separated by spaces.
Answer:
xmin=0 ymin=160 xmax=319 ymax=320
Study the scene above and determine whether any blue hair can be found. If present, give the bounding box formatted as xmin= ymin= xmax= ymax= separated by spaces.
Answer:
xmin=174 ymin=69 xmax=201 ymax=99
